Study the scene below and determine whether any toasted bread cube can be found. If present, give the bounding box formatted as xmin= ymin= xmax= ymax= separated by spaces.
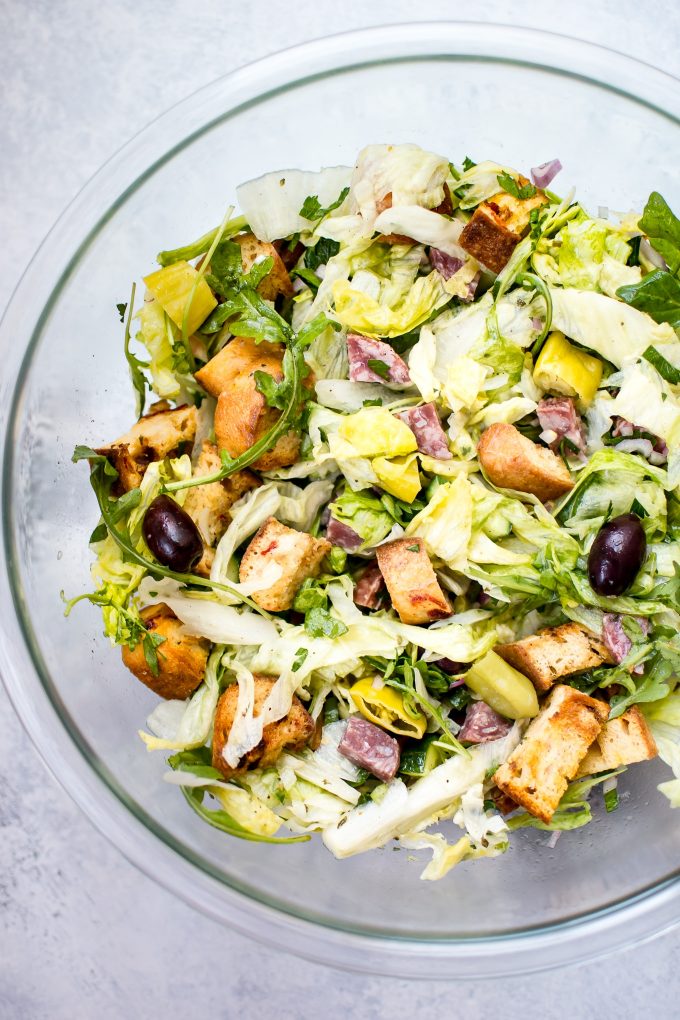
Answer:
xmin=239 ymin=517 xmax=331 ymax=612
xmin=212 ymin=674 xmax=314 ymax=778
xmin=121 ymin=603 xmax=209 ymax=700
xmin=183 ymin=441 xmax=260 ymax=547
xmin=96 ymin=403 xmax=197 ymax=493
xmin=494 ymin=684 xmax=608 ymax=823
xmin=459 ymin=182 xmax=548 ymax=274
xmin=575 ymin=706 xmax=657 ymax=778
xmin=477 ymin=422 xmax=573 ymax=501
xmin=195 ymin=337 xmax=300 ymax=472
xmin=234 ymin=232 xmax=295 ymax=301
xmin=375 ymin=537 xmax=451 ymax=625
xmin=497 ymin=623 xmax=612 ymax=694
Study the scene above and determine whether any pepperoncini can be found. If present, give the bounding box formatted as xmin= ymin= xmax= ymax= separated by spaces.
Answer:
xmin=338 ymin=407 xmax=418 ymax=458
xmin=144 ymin=261 xmax=217 ymax=336
xmin=533 ymin=330 xmax=603 ymax=407
xmin=372 ymin=453 xmax=421 ymax=502
xmin=350 ymin=678 xmax=427 ymax=738
xmin=464 ymin=651 xmax=539 ymax=720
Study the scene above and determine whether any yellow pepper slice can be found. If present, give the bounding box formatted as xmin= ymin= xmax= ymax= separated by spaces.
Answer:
xmin=464 ymin=651 xmax=539 ymax=720
xmin=144 ymin=261 xmax=217 ymax=336
xmin=533 ymin=330 xmax=603 ymax=407
xmin=350 ymin=678 xmax=427 ymax=738
xmin=372 ymin=453 xmax=421 ymax=502
xmin=338 ymin=407 xmax=418 ymax=457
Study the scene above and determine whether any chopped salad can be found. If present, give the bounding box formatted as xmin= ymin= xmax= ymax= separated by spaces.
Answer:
xmin=68 ymin=144 xmax=680 ymax=878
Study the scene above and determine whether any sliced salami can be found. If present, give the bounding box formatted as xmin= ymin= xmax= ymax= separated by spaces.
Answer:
xmin=338 ymin=715 xmax=401 ymax=783
xmin=397 ymin=403 xmax=452 ymax=459
xmin=347 ymin=334 xmax=411 ymax=384
xmin=458 ymin=701 xmax=512 ymax=744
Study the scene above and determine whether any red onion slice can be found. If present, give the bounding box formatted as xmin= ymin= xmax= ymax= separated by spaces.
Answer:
xmin=530 ymin=159 xmax=562 ymax=189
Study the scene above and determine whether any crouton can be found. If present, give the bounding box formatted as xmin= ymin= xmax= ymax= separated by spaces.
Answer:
xmin=121 ymin=603 xmax=209 ymax=700
xmin=234 ymin=232 xmax=295 ymax=301
xmin=212 ymin=674 xmax=314 ymax=778
xmin=183 ymin=440 xmax=260 ymax=549
xmin=575 ymin=706 xmax=657 ymax=778
xmin=239 ymin=517 xmax=331 ymax=612
xmin=497 ymin=623 xmax=612 ymax=694
xmin=459 ymin=180 xmax=548 ymax=274
xmin=477 ymin=422 xmax=573 ymax=501
xmin=96 ymin=403 xmax=197 ymax=493
xmin=195 ymin=337 xmax=300 ymax=472
xmin=494 ymin=684 xmax=608 ymax=823
xmin=375 ymin=537 xmax=451 ymax=625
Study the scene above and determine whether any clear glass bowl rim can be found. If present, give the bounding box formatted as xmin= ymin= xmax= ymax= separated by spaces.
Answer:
xmin=1 ymin=21 xmax=680 ymax=979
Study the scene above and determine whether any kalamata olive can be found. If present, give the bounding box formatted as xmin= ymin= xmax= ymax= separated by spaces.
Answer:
xmin=587 ymin=512 xmax=646 ymax=596
xmin=143 ymin=494 xmax=203 ymax=573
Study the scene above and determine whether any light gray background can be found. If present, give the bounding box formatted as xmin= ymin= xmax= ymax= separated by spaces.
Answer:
xmin=2 ymin=2 xmax=679 ymax=1017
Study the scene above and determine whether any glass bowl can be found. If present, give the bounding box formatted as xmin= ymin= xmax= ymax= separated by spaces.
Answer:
xmin=2 ymin=23 xmax=680 ymax=978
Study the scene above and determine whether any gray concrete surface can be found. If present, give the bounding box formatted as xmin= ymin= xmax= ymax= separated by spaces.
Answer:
xmin=2 ymin=1 xmax=679 ymax=1017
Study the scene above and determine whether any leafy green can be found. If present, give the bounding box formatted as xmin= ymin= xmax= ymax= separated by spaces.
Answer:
xmin=329 ymin=489 xmax=394 ymax=549
xmin=292 ymin=647 xmax=309 ymax=673
xmin=380 ymin=491 xmax=426 ymax=526
xmin=604 ymin=786 xmax=620 ymax=812
xmin=122 ymin=283 xmax=147 ymax=416
xmin=62 ymin=583 xmax=164 ymax=674
xmin=643 ymin=345 xmax=680 ymax=384
xmin=305 ymin=237 xmax=340 ymax=271
xmin=639 ymin=191 xmax=680 ymax=275
xmin=496 ymin=172 xmax=537 ymax=201
xmin=507 ymin=771 xmax=623 ymax=831
xmin=291 ymin=266 xmax=321 ymax=293
xmin=367 ymin=359 xmax=390 ymax=380
xmin=299 ymin=186 xmax=350 ymax=223
xmin=304 ymin=606 xmax=349 ymax=639
xmin=293 ymin=579 xmax=349 ymax=639
xmin=116 ymin=302 xmax=127 ymax=323
xmin=156 ymin=215 xmax=248 ymax=267
xmin=178 ymin=785 xmax=308 ymax=844
xmin=617 ymin=269 xmax=680 ymax=330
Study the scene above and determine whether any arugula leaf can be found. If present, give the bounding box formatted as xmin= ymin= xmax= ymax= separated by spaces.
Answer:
xmin=643 ymin=345 xmax=680 ymax=384
xmin=367 ymin=359 xmax=390 ymax=380
xmin=156 ymin=215 xmax=248 ymax=267
xmin=291 ymin=266 xmax=321 ymax=293
xmin=299 ymin=186 xmax=349 ymax=223
xmin=116 ymin=302 xmax=127 ymax=323
xmin=88 ymin=521 xmax=108 ymax=544
xmin=496 ymin=172 xmax=537 ymax=201
xmin=616 ymin=269 xmax=680 ymax=329
xmin=254 ymin=370 xmax=288 ymax=410
xmin=122 ymin=283 xmax=148 ymax=416
xmin=304 ymin=237 xmax=340 ymax=271
xmin=380 ymin=491 xmax=426 ymax=526
xmin=604 ymin=786 xmax=620 ymax=813
xmin=178 ymin=786 xmax=309 ymax=844
xmin=62 ymin=584 xmax=165 ymax=674
xmin=462 ymin=156 xmax=476 ymax=172
xmin=639 ymin=191 xmax=680 ymax=275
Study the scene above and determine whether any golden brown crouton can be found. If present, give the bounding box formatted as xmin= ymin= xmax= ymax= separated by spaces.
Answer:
xmin=96 ymin=403 xmax=197 ymax=493
xmin=212 ymin=674 xmax=314 ymax=778
xmin=195 ymin=337 xmax=300 ymax=472
xmin=575 ymin=706 xmax=657 ymax=778
xmin=234 ymin=232 xmax=295 ymax=301
xmin=375 ymin=537 xmax=451 ymax=625
xmin=183 ymin=441 xmax=260 ymax=576
xmin=497 ymin=623 xmax=612 ymax=694
xmin=121 ymin=603 xmax=209 ymax=700
xmin=459 ymin=180 xmax=548 ymax=274
xmin=239 ymin=517 xmax=331 ymax=612
xmin=477 ymin=422 xmax=573 ymax=501
xmin=494 ymin=684 xmax=608 ymax=823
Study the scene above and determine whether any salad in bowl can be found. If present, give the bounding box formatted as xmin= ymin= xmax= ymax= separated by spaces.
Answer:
xmin=68 ymin=142 xmax=680 ymax=879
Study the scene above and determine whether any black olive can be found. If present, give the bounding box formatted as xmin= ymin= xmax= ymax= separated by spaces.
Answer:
xmin=587 ymin=512 xmax=646 ymax=596
xmin=143 ymin=494 xmax=203 ymax=573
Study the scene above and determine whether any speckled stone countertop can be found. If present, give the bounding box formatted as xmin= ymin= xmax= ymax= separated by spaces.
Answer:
xmin=2 ymin=2 xmax=680 ymax=1017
